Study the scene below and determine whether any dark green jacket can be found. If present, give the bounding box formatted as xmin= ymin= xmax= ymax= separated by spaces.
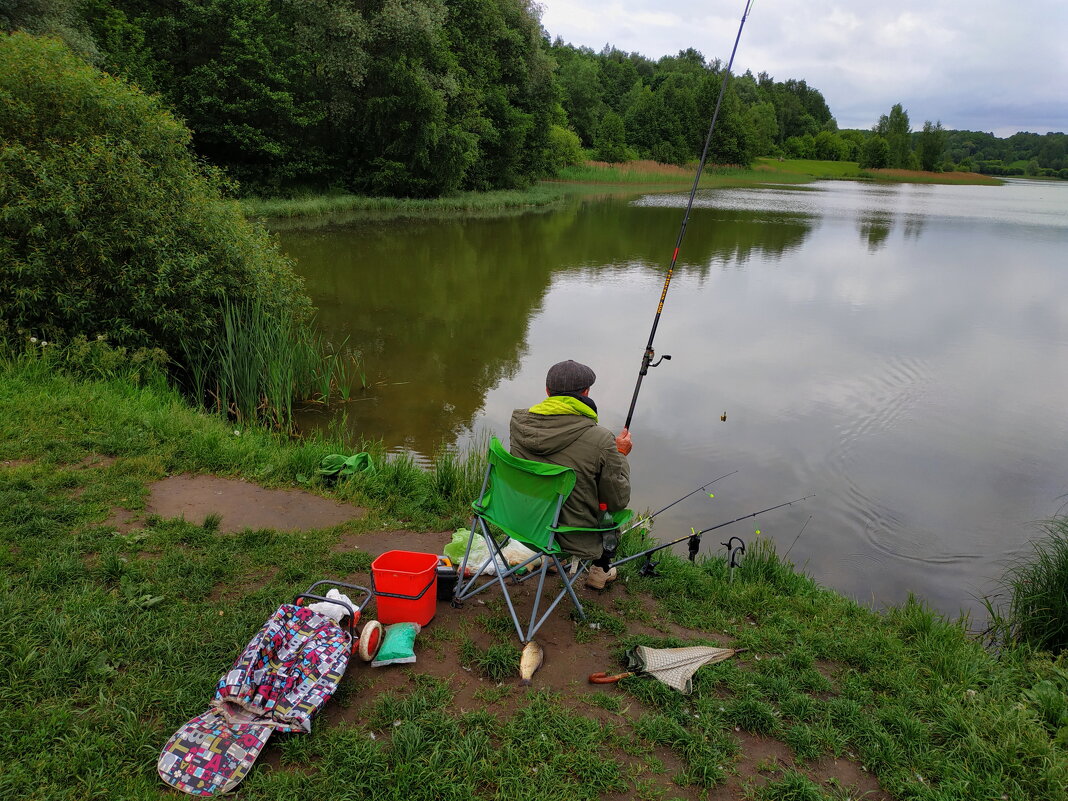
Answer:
xmin=509 ymin=396 xmax=630 ymax=558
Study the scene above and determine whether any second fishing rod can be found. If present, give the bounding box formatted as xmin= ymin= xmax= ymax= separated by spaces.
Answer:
xmin=611 ymin=494 xmax=815 ymax=570
xmin=624 ymin=0 xmax=755 ymax=431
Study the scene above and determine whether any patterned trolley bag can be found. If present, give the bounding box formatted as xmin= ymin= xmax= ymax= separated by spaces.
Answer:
xmin=158 ymin=602 xmax=352 ymax=796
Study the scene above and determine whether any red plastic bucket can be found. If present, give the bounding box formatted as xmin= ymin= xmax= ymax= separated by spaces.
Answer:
xmin=371 ymin=550 xmax=438 ymax=625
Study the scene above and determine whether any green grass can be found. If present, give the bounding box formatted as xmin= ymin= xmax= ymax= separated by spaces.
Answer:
xmin=754 ymin=157 xmax=863 ymax=180
xmin=2 ymin=350 xmax=1067 ymax=800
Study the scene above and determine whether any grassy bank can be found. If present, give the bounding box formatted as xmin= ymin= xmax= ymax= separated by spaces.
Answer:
xmin=2 ymin=354 xmax=1066 ymax=800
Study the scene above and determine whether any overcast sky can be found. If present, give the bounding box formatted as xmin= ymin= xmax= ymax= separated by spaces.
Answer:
xmin=537 ymin=0 xmax=1067 ymax=137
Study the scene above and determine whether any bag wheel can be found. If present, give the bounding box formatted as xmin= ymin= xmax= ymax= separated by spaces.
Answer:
xmin=357 ymin=620 xmax=384 ymax=662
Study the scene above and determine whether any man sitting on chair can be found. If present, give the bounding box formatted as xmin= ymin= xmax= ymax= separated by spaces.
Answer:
xmin=509 ymin=359 xmax=633 ymax=590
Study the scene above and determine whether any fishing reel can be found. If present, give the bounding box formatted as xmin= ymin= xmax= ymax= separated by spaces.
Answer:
xmin=637 ymin=555 xmax=661 ymax=578
xmin=638 ymin=348 xmax=671 ymax=376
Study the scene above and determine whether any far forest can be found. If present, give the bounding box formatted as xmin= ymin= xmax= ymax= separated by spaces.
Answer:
xmin=3 ymin=0 xmax=1065 ymax=196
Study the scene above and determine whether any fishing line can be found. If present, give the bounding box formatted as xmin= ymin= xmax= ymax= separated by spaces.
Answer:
xmin=619 ymin=469 xmax=738 ymax=535
xmin=784 ymin=514 xmax=812 ymax=558
xmin=623 ymin=0 xmax=757 ymax=430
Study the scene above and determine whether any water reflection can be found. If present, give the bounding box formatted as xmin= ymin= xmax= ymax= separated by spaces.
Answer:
xmin=285 ymin=196 xmax=815 ymax=448
xmin=857 ymin=211 xmax=894 ymax=252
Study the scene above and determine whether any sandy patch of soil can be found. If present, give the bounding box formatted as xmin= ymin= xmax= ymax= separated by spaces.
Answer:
xmin=107 ymin=474 xmax=367 ymax=534
xmin=332 ymin=528 xmax=452 ymax=558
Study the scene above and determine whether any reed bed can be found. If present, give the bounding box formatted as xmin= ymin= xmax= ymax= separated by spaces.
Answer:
xmin=996 ymin=517 xmax=1068 ymax=653
xmin=241 ymin=186 xmax=570 ymax=220
xmin=859 ymin=167 xmax=1003 ymax=185
xmin=554 ymin=160 xmax=757 ymax=185
xmin=179 ymin=299 xmax=360 ymax=431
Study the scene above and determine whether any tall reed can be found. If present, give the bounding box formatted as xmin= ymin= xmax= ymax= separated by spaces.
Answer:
xmin=1000 ymin=518 xmax=1068 ymax=653
xmin=180 ymin=299 xmax=359 ymax=430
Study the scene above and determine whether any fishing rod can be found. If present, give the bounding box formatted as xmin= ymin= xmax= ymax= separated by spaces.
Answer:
xmin=619 ymin=469 xmax=738 ymax=534
xmin=611 ymin=493 xmax=814 ymax=571
xmin=623 ymin=0 xmax=757 ymax=431
xmin=784 ymin=515 xmax=812 ymax=558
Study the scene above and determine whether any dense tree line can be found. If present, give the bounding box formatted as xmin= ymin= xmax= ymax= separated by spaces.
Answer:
xmin=551 ymin=41 xmax=835 ymax=167
xmin=3 ymin=3 xmax=841 ymax=194
xmin=4 ymin=0 xmax=563 ymax=195
xmin=942 ymin=129 xmax=1068 ymax=177
xmin=4 ymin=4 xmax=1065 ymax=193
xmin=849 ymin=103 xmax=1066 ymax=177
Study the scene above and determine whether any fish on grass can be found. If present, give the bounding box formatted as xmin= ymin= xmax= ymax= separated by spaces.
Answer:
xmin=519 ymin=640 xmax=543 ymax=686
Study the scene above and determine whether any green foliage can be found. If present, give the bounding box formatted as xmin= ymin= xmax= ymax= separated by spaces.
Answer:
xmin=746 ymin=100 xmax=779 ymax=156
xmin=784 ymin=134 xmax=815 ymax=160
xmin=459 ymin=637 xmax=520 ymax=680
xmin=545 ymin=124 xmax=584 ymax=171
xmin=813 ymin=130 xmax=847 ymax=161
xmin=0 ymin=0 xmax=97 ymax=55
xmin=180 ymin=297 xmax=357 ymax=429
xmin=0 ymin=32 xmax=308 ymax=358
xmin=593 ymin=109 xmax=631 ymax=162
xmin=875 ymin=102 xmax=912 ymax=168
xmin=917 ymin=120 xmax=947 ymax=171
xmin=9 ymin=2 xmax=863 ymax=193
xmin=859 ymin=135 xmax=891 ymax=169
xmin=753 ymin=770 xmax=828 ymax=801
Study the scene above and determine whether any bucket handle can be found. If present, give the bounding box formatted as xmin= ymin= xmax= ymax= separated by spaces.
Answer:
xmin=370 ymin=571 xmax=436 ymax=601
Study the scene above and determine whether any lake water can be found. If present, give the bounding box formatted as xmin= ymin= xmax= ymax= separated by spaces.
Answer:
xmin=278 ymin=178 xmax=1068 ymax=619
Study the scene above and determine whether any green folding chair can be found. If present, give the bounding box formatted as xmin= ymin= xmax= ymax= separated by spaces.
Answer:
xmin=452 ymin=438 xmax=631 ymax=642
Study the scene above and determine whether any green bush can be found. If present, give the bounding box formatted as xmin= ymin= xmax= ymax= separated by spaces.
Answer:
xmin=545 ymin=124 xmax=584 ymax=172
xmin=0 ymin=32 xmax=309 ymax=357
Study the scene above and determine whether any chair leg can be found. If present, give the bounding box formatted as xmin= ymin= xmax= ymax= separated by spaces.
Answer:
xmin=527 ymin=560 xmax=551 ymax=638
xmin=558 ymin=556 xmax=589 ymax=620
xmin=526 ymin=556 xmax=591 ymax=641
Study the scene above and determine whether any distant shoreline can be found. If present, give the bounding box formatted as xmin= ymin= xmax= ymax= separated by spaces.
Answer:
xmin=241 ymin=158 xmax=1004 ymax=223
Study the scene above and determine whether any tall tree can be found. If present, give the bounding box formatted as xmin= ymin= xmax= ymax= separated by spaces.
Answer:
xmin=859 ymin=135 xmax=890 ymax=169
xmin=746 ymin=101 xmax=778 ymax=156
xmin=350 ymin=0 xmax=473 ymax=196
xmin=557 ymin=52 xmax=604 ymax=146
xmin=917 ymin=120 xmax=947 ymax=171
xmin=876 ymin=103 xmax=911 ymax=168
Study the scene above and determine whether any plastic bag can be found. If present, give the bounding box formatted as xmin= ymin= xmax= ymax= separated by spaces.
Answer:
xmin=307 ymin=588 xmax=355 ymax=623
xmin=500 ymin=539 xmax=542 ymax=570
xmin=371 ymin=622 xmax=422 ymax=667
xmin=443 ymin=529 xmax=498 ymax=575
